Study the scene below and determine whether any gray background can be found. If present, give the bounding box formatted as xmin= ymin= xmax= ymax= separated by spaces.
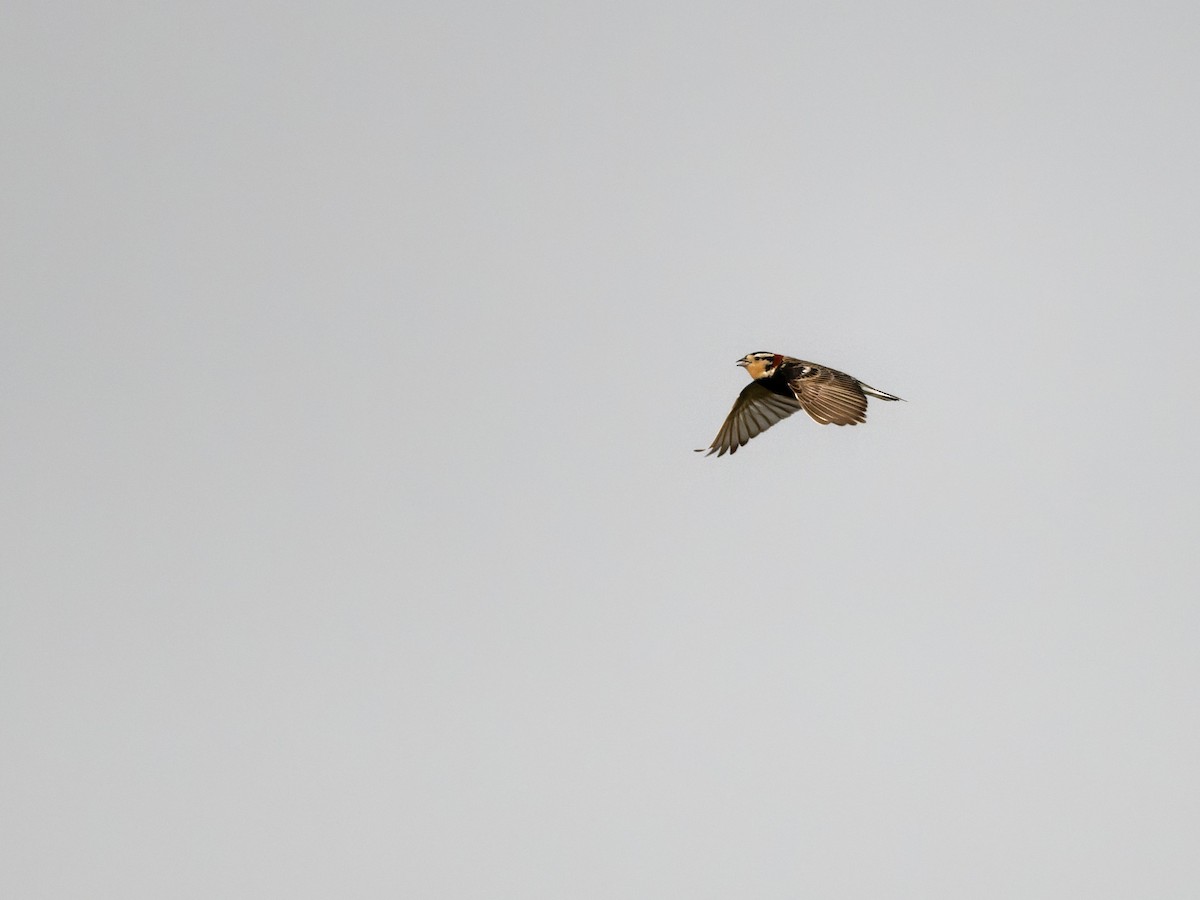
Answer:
xmin=4 ymin=2 xmax=1199 ymax=897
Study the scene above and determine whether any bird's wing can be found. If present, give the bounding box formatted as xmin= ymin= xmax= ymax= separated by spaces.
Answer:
xmin=696 ymin=381 xmax=803 ymax=456
xmin=787 ymin=365 xmax=869 ymax=425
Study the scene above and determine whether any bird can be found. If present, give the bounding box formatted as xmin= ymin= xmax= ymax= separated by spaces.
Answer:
xmin=697 ymin=352 xmax=903 ymax=456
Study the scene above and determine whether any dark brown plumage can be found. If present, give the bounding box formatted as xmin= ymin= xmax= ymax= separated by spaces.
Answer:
xmin=697 ymin=352 xmax=903 ymax=456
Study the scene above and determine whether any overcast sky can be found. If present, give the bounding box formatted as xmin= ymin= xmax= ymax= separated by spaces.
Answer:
xmin=4 ymin=2 xmax=1199 ymax=897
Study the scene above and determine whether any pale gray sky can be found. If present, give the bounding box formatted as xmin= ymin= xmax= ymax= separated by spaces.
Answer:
xmin=4 ymin=2 xmax=1199 ymax=897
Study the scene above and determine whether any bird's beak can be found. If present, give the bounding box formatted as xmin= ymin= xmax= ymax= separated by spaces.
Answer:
xmin=736 ymin=359 xmax=748 ymax=367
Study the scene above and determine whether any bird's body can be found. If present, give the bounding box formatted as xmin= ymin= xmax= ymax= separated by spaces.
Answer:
xmin=697 ymin=352 xmax=903 ymax=456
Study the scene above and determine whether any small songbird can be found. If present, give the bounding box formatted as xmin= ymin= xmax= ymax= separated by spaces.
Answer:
xmin=697 ymin=352 xmax=903 ymax=456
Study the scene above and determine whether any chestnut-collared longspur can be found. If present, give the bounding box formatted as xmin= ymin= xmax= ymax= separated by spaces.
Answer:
xmin=697 ymin=352 xmax=903 ymax=456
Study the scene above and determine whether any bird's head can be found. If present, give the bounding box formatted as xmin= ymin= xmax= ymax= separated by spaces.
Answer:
xmin=738 ymin=352 xmax=782 ymax=380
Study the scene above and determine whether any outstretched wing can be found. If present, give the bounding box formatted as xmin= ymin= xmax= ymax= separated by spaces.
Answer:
xmin=696 ymin=381 xmax=803 ymax=456
xmin=788 ymin=364 xmax=869 ymax=425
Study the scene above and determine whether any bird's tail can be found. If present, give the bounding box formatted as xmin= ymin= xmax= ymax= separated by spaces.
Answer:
xmin=860 ymin=383 xmax=904 ymax=402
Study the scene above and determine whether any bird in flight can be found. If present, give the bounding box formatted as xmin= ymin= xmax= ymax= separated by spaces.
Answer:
xmin=697 ymin=352 xmax=903 ymax=456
